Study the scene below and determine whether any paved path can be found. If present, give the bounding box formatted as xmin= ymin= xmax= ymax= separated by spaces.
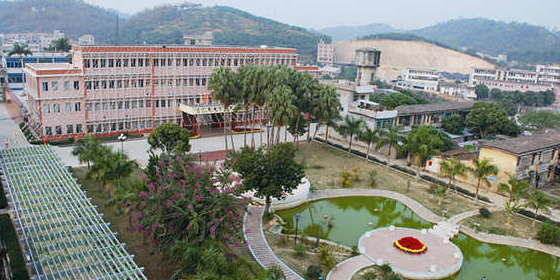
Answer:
xmin=309 ymin=189 xmax=445 ymax=224
xmin=326 ymin=255 xmax=372 ymax=280
xmin=244 ymin=206 xmax=304 ymax=280
xmin=0 ymin=102 xmax=28 ymax=149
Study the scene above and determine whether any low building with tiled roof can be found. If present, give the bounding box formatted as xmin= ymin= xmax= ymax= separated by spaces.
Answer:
xmin=479 ymin=131 xmax=560 ymax=188
xmin=394 ymin=101 xmax=474 ymax=130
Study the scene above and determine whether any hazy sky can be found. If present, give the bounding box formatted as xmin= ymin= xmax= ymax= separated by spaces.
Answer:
xmin=85 ymin=0 xmax=560 ymax=30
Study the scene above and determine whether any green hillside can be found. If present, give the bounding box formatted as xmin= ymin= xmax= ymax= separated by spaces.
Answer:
xmin=410 ymin=18 xmax=560 ymax=64
xmin=116 ymin=5 xmax=330 ymax=61
xmin=0 ymin=0 xmax=118 ymax=40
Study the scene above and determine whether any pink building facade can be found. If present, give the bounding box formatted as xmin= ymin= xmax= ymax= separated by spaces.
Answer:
xmin=25 ymin=45 xmax=299 ymax=141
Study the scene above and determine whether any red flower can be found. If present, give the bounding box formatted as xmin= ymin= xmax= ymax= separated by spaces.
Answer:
xmin=394 ymin=236 xmax=427 ymax=254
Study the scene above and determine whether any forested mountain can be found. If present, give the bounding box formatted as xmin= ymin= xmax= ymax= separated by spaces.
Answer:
xmin=410 ymin=18 xmax=560 ymax=64
xmin=0 ymin=0 xmax=118 ymax=39
xmin=116 ymin=5 xmax=329 ymax=61
xmin=320 ymin=23 xmax=397 ymax=41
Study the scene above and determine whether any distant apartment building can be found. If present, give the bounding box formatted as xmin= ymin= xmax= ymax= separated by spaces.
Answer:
xmin=1 ymin=30 xmax=65 ymax=53
xmin=396 ymin=68 xmax=440 ymax=92
xmin=479 ymin=131 xmax=560 ymax=188
xmin=536 ymin=64 xmax=560 ymax=106
xmin=24 ymin=45 xmax=300 ymax=140
xmin=439 ymin=82 xmax=476 ymax=99
xmin=318 ymin=66 xmax=341 ymax=77
xmin=2 ymin=52 xmax=68 ymax=92
xmin=78 ymin=34 xmax=95 ymax=46
xmin=317 ymin=39 xmax=334 ymax=65
xmin=183 ymin=32 xmax=213 ymax=46
xmin=468 ymin=67 xmax=554 ymax=93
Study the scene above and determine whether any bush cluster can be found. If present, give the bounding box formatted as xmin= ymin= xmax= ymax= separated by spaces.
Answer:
xmin=0 ymin=214 xmax=30 ymax=279
xmin=390 ymin=165 xmax=417 ymax=176
xmin=420 ymin=175 xmax=492 ymax=203
xmin=536 ymin=222 xmax=560 ymax=245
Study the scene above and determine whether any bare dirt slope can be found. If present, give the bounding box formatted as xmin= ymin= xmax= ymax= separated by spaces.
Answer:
xmin=333 ymin=39 xmax=496 ymax=80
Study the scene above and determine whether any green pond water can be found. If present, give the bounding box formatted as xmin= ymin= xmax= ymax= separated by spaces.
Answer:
xmin=276 ymin=196 xmax=560 ymax=280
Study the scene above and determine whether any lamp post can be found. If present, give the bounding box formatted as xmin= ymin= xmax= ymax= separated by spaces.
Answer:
xmin=118 ymin=134 xmax=127 ymax=154
xmin=294 ymin=213 xmax=301 ymax=245
xmin=198 ymin=150 xmax=202 ymax=165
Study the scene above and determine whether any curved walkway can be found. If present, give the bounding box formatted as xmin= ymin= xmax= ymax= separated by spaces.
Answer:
xmin=326 ymin=255 xmax=372 ymax=280
xmin=243 ymin=206 xmax=304 ymax=280
xmin=309 ymin=189 xmax=445 ymax=224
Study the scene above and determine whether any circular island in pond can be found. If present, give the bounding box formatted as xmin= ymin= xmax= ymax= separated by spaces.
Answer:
xmin=358 ymin=227 xmax=463 ymax=279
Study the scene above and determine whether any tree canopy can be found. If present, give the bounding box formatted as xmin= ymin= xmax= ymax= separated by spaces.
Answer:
xmin=441 ymin=114 xmax=465 ymax=135
xmin=518 ymin=110 xmax=560 ymax=131
xmin=228 ymin=143 xmax=305 ymax=213
xmin=475 ymin=84 xmax=489 ymax=100
xmin=147 ymin=123 xmax=191 ymax=154
xmin=466 ymin=102 xmax=520 ymax=138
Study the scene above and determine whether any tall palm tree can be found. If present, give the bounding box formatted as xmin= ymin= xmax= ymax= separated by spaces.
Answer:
xmin=72 ymin=134 xmax=100 ymax=171
xmin=303 ymin=85 xmax=340 ymax=161
xmin=524 ymin=191 xmax=552 ymax=228
xmin=208 ymin=67 xmax=238 ymax=151
xmin=290 ymin=71 xmax=315 ymax=146
xmin=336 ymin=115 xmax=364 ymax=155
xmin=267 ymin=85 xmax=296 ymax=144
xmin=469 ymin=158 xmax=499 ymax=204
xmin=359 ymin=127 xmax=382 ymax=161
xmin=497 ymin=175 xmax=530 ymax=203
xmin=380 ymin=124 xmax=404 ymax=167
xmin=439 ymin=157 xmax=468 ymax=195
xmin=403 ymin=125 xmax=442 ymax=168
xmin=8 ymin=43 xmax=32 ymax=83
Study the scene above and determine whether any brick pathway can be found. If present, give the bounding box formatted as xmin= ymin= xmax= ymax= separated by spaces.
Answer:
xmin=244 ymin=206 xmax=304 ymax=280
xmin=326 ymin=255 xmax=372 ymax=280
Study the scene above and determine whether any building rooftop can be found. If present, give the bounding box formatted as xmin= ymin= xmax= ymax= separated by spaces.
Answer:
xmin=396 ymin=101 xmax=474 ymax=116
xmin=25 ymin=62 xmax=74 ymax=70
xmin=72 ymin=45 xmax=297 ymax=54
xmin=480 ymin=131 xmax=560 ymax=156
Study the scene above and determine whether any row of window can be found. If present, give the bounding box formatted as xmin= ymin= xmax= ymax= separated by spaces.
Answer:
xmin=84 ymin=77 xmax=208 ymax=90
xmin=43 ymin=102 xmax=81 ymax=114
xmin=83 ymin=57 xmax=294 ymax=69
xmin=45 ymin=124 xmax=83 ymax=136
xmin=85 ymin=99 xmax=176 ymax=111
xmin=41 ymin=81 xmax=80 ymax=92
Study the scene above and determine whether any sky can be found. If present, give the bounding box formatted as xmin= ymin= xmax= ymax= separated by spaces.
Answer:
xmin=85 ymin=0 xmax=560 ymax=31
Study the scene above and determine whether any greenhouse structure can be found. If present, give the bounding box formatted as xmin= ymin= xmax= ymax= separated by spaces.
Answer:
xmin=0 ymin=145 xmax=148 ymax=280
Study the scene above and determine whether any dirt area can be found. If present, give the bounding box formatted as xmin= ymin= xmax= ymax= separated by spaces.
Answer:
xmin=264 ymin=217 xmax=352 ymax=278
xmin=331 ymin=39 xmax=495 ymax=81
xmin=462 ymin=211 xmax=539 ymax=238
xmin=296 ymin=142 xmax=478 ymax=218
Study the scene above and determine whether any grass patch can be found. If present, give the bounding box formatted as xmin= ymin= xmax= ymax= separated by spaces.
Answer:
xmin=0 ymin=214 xmax=30 ymax=280
xmin=296 ymin=142 xmax=477 ymax=218
xmin=462 ymin=211 xmax=538 ymax=238
xmin=0 ymin=181 xmax=8 ymax=209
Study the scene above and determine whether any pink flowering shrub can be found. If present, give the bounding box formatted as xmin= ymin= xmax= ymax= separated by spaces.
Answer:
xmin=129 ymin=159 xmax=250 ymax=250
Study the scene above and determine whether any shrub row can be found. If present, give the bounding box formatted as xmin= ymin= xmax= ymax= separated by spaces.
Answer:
xmin=390 ymin=165 xmax=417 ymax=176
xmin=313 ymin=138 xmax=387 ymax=165
xmin=0 ymin=214 xmax=30 ymax=280
xmin=517 ymin=209 xmax=560 ymax=228
xmin=0 ymin=180 xmax=7 ymax=209
xmin=420 ymin=175 xmax=492 ymax=203
xmin=29 ymin=133 xmax=144 ymax=146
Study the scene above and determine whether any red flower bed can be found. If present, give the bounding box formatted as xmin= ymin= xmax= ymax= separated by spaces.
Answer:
xmin=394 ymin=236 xmax=427 ymax=254
xmin=232 ymin=127 xmax=263 ymax=134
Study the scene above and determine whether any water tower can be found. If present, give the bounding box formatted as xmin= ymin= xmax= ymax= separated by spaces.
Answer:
xmin=355 ymin=48 xmax=381 ymax=86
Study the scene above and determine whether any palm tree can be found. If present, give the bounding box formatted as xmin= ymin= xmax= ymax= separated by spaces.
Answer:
xmin=380 ymin=124 xmax=404 ymax=167
xmin=504 ymin=200 xmax=519 ymax=228
xmin=524 ymin=191 xmax=552 ymax=228
xmin=403 ymin=126 xmax=443 ymax=168
xmin=303 ymin=85 xmax=340 ymax=161
xmin=359 ymin=127 xmax=382 ymax=161
xmin=267 ymin=85 xmax=296 ymax=144
xmin=336 ymin=115 xmax=364 ymax=154
xmin=440 ymin=157 xmax=468 ymax=195
xmin=106 ymin=152 xmax=138 ymax=198
xmin=291 ymin=71 xmax=316 ymax=146
xmin=469 ymin=158 xmax=499 ymax=204
xmin=8 ymin=43 xmax=32 ymax=83
xmin=72 ymin=134 xmax=100 ymax=170
xmin=208 ymin=67 xmax=238 ymax=151
xmin=497 ymin=175 xmax=530 ymax=203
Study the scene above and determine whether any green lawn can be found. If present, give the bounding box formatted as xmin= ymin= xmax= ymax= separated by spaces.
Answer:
xmin=462 ymin=211 xmax=539 ymax=238
xmin=295 ymin=142 xmax=478 ymax=218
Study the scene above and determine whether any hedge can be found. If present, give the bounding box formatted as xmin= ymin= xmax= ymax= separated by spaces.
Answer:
xmin=420 ymin=175 xmax=492 ymax=203
xmin=517 ymin=209 xmax=560 ymax=228
xmin=314 ymin=138 xmax=387 ymax=165
xmin=390 ymin=165 xmax=417 ymax=176
xmin=0 ymin=214 xmax=30 ymax=280
xmin=0 ymin=181 xmax=7 ymax=209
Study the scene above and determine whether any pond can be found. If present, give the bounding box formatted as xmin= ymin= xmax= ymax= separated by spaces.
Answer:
xmin=276 ymin=196 xmax=560 ymax=280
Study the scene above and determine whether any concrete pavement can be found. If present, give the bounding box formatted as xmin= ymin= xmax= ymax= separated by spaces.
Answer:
xmin=0 ymin=102 xmax=28 ymax=149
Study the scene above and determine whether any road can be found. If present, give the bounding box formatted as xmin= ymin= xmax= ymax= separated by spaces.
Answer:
xmin=0 ymin=102 xmax=27 ymax=149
